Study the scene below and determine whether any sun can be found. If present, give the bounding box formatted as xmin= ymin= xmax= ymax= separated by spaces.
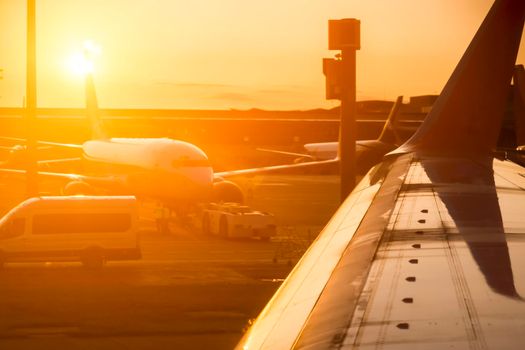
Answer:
xmin=67 ymin=52 xmax=94 ymax=76
xmin=66 ymin=40 xmax=101 ymax=76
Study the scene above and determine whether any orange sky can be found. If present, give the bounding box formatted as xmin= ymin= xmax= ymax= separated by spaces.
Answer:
xmin=1 ymin=0 xmax=524 ymax=110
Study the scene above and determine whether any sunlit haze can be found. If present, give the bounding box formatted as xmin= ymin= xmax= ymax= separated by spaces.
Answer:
xmin=1 ymin=0 xmax=524 ymax=110
xmin=66 ymin=40 xmax=100 ymax=76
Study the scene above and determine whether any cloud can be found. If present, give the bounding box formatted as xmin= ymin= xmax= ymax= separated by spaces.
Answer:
xmin=154 ymin=81 xmax=234 ymax=88
xmin=208 ymin=92 xmax=254 ymax=102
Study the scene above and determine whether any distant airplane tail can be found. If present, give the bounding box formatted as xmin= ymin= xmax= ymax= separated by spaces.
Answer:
xmin=85 ymin=73 xmax=108 ymax=140
xmin=397 ymin=0 xmax=525 ymax=156
xmin=377 ymin=95 xmax=403 ymax=145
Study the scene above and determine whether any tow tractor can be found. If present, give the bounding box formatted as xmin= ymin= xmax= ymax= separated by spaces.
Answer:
xmin=201 ymin=203 xmax=276 ymax=240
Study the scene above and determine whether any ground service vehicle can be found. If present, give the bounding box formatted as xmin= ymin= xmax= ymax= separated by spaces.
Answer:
xmin=202 ymin=203 xmax=276 ymax=240
xmin=0 ymin=196 xmax=141 ymax=268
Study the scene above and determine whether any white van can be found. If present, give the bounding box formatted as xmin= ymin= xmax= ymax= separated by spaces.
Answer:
xmin=0 ymin=196 xmax=141 ymax=268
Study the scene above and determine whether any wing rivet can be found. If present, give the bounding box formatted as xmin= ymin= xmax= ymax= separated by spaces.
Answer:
xmin=415 ymin=230 xmax=424 ymax=235
xmin=406 ymin=276 xmax=416 ymax=282
xmin=402 ymin=297 xmax=414 ymax=303
xmin=396 ymin=323 xmax=410 ymax=330
xmin=421 ymin=209 xmax=428 ymax=213
xmin=409 ymin=259 xmax=418 ymax=264
xmin=412 ymin=244 xmax=421 ymax=249
xmin=417 ymin=219 xmax=426 ymax=224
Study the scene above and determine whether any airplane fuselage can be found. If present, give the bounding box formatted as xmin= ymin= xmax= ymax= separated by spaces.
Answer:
xmin=303 ymin=142 xmax=338 ymax=160
xmin=304 ymin=140 xmax=396 ymax=175
xmin=82 ymin=138 xmax=214 ymax=203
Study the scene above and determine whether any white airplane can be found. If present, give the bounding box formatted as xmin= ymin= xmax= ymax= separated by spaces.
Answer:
xmin=2 ymin=43 xmax=413 ymax=209
xmin=237 ymin=0 xmax=525 ymax=348
xmin=257 ymin=95 xmax=404 ymax=174
xmin=0 ymin=73 xmax=342 ymax=209
xmin=0 ymin=74 xmax=216 ymax=206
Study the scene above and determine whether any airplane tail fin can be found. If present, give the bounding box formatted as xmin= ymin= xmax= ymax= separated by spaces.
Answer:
xmin=377 ymin=95 xmax=403 ymax=145
xmin=85 ymin=73 xmax=108 ymax=140
xmin=397 ymin=0 xmax=525 ymax=155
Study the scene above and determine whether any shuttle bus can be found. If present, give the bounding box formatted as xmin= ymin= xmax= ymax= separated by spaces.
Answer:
xmin=0 ymin=196 xmax=141 ymax=268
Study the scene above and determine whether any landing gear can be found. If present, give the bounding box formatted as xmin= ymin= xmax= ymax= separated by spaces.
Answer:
xmin=219 ymin=216 xmax=229 ymax=238
xmin=155 ymin=205 xmax=171 ymax=235
xmin=202 ymin=213 xmax=211 ymax=235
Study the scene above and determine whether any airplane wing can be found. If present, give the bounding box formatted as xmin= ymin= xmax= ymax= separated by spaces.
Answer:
xmin=214 ymin=158 xmax=339 ymax=178
xmin=37 ymin=157 xmax=83 ymax=167
xmin=217 ymin=140 xmax=396 ymax=179
xmin=0 ymin=168 xmax=125 ymax=190
xmin=32 ymin=140 xmax=83 ymax=149
xmin=255 ymin=148 xmax=316 ymax=160
xmin=0 ymin=136 xmax=83 ymax=149
xmin=0 ymin=136 xmax=27 ymax=144
xmin=237 ymin=0 xmax=525 ymax=348
xmin=238 ymin=155 xmax=525 ymax=349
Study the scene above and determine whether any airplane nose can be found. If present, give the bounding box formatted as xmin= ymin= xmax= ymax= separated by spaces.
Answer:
xmin=165 ymin=166 xmax=214 ymax=201
xmin=194 ymin=166 xmax=214 ymax=184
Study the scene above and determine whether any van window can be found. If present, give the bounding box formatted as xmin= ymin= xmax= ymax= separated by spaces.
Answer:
xmin=33 ymin=213 xmax=131 ymax=235
xmin=0 ymin=218 xmax=26 ymax=239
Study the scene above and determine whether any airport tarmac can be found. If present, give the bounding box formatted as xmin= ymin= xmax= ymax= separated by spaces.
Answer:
xmin=0 ymin=175 xmax=340 ymax=349
xmin=0 ymin=229 xmax=290 ymax=349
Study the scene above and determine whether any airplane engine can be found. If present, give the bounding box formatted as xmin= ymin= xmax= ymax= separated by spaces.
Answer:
xmin=63 ymin=180 xmax=96 ymax=196
xmin=212 ymin=180 xmax=244 ymax=204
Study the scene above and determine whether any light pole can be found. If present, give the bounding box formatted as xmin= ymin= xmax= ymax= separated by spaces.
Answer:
xmin=324 ymin=19 xmax=360 ymax=202
xmin=26 ymin=0 xmax=39 ymax=197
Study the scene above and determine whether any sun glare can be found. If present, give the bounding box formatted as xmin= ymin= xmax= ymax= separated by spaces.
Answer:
xmin=67 ymin=40 xmax=101 ymax=76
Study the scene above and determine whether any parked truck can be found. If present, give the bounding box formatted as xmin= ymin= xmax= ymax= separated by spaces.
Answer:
xmin=202 ymin=203 xmax=276 ymax=240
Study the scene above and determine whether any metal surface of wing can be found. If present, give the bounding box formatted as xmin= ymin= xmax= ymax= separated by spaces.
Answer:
xmin=238 ymin=154 xmax=525 ymax=349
